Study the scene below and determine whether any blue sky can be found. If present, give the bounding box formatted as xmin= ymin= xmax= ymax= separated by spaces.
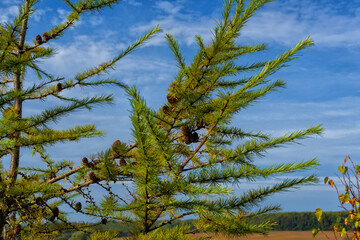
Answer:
xmin=1 ymin=0 xmax=360 ymax=216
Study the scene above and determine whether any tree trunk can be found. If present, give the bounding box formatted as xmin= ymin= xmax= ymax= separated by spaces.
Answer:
xmin=0 ymin=211 xmax=7 ymax=240
xmin=8 ymin=0 xmax=29 ymax=188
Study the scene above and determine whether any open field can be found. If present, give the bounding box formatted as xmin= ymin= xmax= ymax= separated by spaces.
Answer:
xmin=190 ymin=231 xmax=339 ymax=239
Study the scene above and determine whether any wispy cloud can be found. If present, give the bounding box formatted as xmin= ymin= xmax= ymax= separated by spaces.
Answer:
xmin=242 ymin=0 xmax=360 ymax=47
xmin=0 ymin=5 xmax=18 ymax=23
xmin=131 ymin=0 xmax=215 ymax=46
xmin=124 ymin=0 xmax=142 ymax=7
xmin=130 ymin=0 xmax=360 ymax=47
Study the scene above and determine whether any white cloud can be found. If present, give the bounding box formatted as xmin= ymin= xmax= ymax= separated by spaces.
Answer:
xmin=155 ymin=1 xmax=184 ymax=15
xmin=0 ymin=5 xmax=18 ymax=23
xmin=131 ymin=0 xmax=215 ymax=46
xmin=124 ymin=0 xmax=142 ymax=6
xmin=130 ymin=0 xmax=360 ymax=47
xmin=242 ymin=0 xmax=360 ymax=47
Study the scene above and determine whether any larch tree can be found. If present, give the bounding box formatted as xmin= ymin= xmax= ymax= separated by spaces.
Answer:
xmin=83 ymin=0 xmax=323 ymax=238
xmin=0 ymin=0 xmax=161 ymax=239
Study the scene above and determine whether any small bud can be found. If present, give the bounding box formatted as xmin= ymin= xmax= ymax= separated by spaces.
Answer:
xmin=101 ymin=218 xmax=107 ymax=224
xmin=36 ymin=197 xmax=44 ymax=206
xmin=89 ymin=171 xmax=98 ymax=183
xmin=162 ymin=105 xmax=170 ymax=115
xmin=43 ymin=32 xmax=50 ymax=41
xmin=14 ymin=224 xmax=21 ymax=235
xmin=75 ymin=202 xmax=82 ymax=212
xmin=52 ymin=206 xmax=59 ymax=218
xmin=191 ymin=132 xmax=199 ymax=143
xmin=51 ymin=33 xmax=56 ymax=39
xmin=119 ymin=157 xmax=127 ymax=166
xmin=36 ymin=34 xmax=43 ymax=45
xmin=56 ymin=83 xmax=62 ymax=91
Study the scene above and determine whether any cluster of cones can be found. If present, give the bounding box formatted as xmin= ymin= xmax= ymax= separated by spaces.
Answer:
xmin=182 ymin=125 xmax=199 ymax=144
xmin=112 ymin=140 xmax=127 ymax=167
xmin=36 ymin=32 xmax=56 ymax=45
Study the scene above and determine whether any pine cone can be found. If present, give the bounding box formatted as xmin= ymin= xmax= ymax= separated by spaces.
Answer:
xmin=36 ymin=197 xmax=44 ymax=206
xmin=162 ymin=105 xmax=170 ymax=115
xmin=166 ymin=94 xmax=178 ymax=106
xmin=181 ymin=125 xmax=191 ymax=136
xmin=112 ymin=140 xmax=120 ymax=151
xmin=51 ymin=33 xmax=56 ymax=39
xmin=82 ymin=157 xmax=89 ymax=166
xmin=101 ymin=218 xmax=107 ymax=224
xmin=52 ymin=207 xmax=59 ymax=218
xmin=43 ymin=32 xmax=50 ymax=41
xmin=56 ymin=83 xmax=62 ymax=91
xmin=89 ymin=171 xmax=98 ymax=183
xmin=13 ymin=224 xmax=21 ymax=235
xmin=191 ymin=132 xmax=199 ymax=143
xmin=75 ymin=202 xmax=82 ymax=212
xmin=36 ymin=34 xmax=42 ymax=45
xmin=119 ymin=157 xmax=127 ymax=166
xmin=184 ymin=135 xmax=192 ymax=145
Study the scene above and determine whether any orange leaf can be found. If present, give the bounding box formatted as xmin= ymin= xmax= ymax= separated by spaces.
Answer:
xmin=329 ymin=179 xmax=334 ymax=188
xmin=350 ymin=198 xmax=356 ymax=208
xmin=345 ymin=156 xmax=348 ymax=163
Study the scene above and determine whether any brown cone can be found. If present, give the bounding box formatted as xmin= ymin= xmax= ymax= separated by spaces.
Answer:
xmin=181 ymin=125 xmax=191 ymax=136
xmin=191 ymin=132 xmax=199 ymax=143
xmin=166 ymin=94 xmax=178 ymax=106
xmin=36 ymin=34 xmax=42 ymax=45
xmin=185 ymin=135 xmax=192 ymax=145
xmin=82 ymin=157 xmax=89 ymax=166
xmin=75 ymin=202 xmax=82 ymax=212
xmin=112 ymin=140 xmax=120 ymax=151
xmin=101 ymin=218 xmax=107 ymax=224
xmin=119 ymin=157 xmax=127 ymax=166
xmin=52 ymin=207 xmax=59 ymax=218
xmin=162 ymin=105 xmax=170 ymax=115
xmin=56 ymin=83 xmax=62 ymax=91
xmin=89 ymin=171 xmax=98 ymax=183
xmin=43 ymin=32 xmax=50 ymax=41
xmin=36 ymin=197 xmax=44 ymax=206
xmin=51 ymin=33 xmax=56 ymax=39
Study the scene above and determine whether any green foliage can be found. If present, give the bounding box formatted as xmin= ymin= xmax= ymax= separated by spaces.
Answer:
xmin=87 ymin=0 xmax=322 ymax=237
xmin=0 ymin=0 xmax=161 ymax=238
xmin=68 ymin=231 xmax=88 ymax=240
xmin=87 ymin=231 xmax=118 ymax=240
xmin=129 ymin=225 xmax=193 ymax=240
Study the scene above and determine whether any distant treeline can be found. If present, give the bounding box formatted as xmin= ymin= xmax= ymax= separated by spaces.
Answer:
xmin=55 ymin=211 xmax=347 ymax=239
xmin=247 ymin=211 xmax=346 ymax=231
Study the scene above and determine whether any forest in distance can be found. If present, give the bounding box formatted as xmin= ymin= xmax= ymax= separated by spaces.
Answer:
xmin=53 ymin=212 xmax=347 ymax=239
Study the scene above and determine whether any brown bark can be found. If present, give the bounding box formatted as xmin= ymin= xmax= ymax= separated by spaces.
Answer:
xmin=8 ymin=1 xmax=29 ymax=187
